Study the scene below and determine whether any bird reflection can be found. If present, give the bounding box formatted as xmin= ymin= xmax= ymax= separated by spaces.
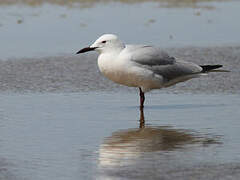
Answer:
xmin=98 ymin=109 xmax=220 ymax=168
xmin=0 ymin=158 xmax=15 ymax=180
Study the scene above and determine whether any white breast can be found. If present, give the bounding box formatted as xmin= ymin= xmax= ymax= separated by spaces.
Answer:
xmin=97 ymin=53 xmax=164 ymax=91
xmin=98 ymin=53 xmax=138 ymax=87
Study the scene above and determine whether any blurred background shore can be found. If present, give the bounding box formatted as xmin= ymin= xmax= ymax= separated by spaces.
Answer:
xmin=0 ymin=0 xmax=239 ymax=59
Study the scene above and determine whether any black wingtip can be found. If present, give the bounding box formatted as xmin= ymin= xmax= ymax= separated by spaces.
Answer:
xmin=200 ymin=64 xmax=223 ymax=72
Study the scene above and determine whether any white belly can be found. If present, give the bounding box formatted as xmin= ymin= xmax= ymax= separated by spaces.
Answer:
xmin=98 ymin=59 xmax=138 ymax=87
xmin=97 ymin=55 xmax=163 ymax=91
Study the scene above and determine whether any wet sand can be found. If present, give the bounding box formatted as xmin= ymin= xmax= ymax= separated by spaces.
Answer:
xmin=0 ymin=92 xmax=239 ymax=180
xmin=0 ymin=46 xmax=238 ymax=94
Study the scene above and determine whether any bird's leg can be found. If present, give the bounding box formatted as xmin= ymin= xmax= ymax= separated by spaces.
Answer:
xmin=139 ymin=107 xmax=145 ymax=128
xmin=139 ymin=87 xmax=145 ymax=109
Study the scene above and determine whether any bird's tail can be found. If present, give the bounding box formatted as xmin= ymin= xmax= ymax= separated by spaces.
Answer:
xmin=200 ymin=65 xmax=229 ymax=73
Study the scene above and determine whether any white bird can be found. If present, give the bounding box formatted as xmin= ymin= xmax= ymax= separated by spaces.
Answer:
xmin=76 ymin=34 xmax=223 ymax=109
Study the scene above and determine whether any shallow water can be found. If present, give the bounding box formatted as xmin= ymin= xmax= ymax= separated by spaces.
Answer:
xmin=0 ymin=0 xmax=240 ymax=59
xmin=0 ymin=92 xmax=240 ymax=180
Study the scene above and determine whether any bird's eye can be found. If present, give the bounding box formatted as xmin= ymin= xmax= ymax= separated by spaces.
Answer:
xmin=102 ymin=41 xmax=106 ymax=43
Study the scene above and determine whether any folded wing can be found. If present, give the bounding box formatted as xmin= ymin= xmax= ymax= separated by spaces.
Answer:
xmin=129 ymin=45 xmax=202 ymax=81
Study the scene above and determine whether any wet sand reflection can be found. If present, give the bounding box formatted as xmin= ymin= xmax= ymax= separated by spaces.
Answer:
xmin=98 ymin=109 xmax=221 ymax=169
xmin=0 ymin=158 xmax=16 ymax=180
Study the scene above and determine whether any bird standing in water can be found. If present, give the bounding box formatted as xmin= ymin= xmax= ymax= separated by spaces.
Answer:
xmin=76 ymin=34 xmax=223 ymax=109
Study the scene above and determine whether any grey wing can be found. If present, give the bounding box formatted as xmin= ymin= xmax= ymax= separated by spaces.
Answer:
xmin=129 ymin=45 xmax=176 ymax=66
xmin=130 ymin=45 xmax=202 ymax=81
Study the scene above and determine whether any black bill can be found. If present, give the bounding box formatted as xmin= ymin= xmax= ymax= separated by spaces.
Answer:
xmin=76 ymin=47 xmax=96 ymax=54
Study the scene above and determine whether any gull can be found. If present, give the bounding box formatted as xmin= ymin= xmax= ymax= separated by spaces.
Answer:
xmin=76 ymin=34 xmax=223 ymax=109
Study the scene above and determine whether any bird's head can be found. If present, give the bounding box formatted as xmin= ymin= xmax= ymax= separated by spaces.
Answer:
xmin=76 ymin=34 xmax=125 ymax=54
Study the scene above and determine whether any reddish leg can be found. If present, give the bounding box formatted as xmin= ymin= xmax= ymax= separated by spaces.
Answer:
xmin=139 ymin=107 xmax=145 ymax=128
xmin=139 ymin=87 xmax=145 ymax=109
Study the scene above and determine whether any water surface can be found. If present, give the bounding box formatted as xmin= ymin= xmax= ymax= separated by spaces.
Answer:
xmin=0 ymin=92 xmax=240 ymax=179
